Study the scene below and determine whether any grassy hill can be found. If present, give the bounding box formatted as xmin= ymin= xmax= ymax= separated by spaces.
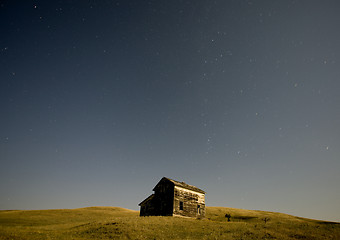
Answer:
xmin=0 ymin=206 xmax=339 ymax=239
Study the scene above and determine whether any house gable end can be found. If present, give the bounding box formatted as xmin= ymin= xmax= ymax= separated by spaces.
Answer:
xmin=152 ymin=177 xmax=175 ymax=193
xmin=156 ymin=177 xmax=205 ymax=194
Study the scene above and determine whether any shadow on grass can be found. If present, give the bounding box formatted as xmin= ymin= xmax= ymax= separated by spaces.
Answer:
xmin=232 ymin=216 xmax=258 ymax=221
xmin=316 ymin=221 xmax=340 ymax=225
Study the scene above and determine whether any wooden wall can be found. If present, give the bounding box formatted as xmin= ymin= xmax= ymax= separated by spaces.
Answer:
xmin=173 ymin=186 xmax=205 ymax=218
xmin=140 ymin=180 xmax=174 ymax=216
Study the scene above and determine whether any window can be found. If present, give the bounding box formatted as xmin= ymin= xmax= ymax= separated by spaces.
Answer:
xmin=179 ymin=201 xmax=183 ymax=210
xmin=197 ymin=205 xmax=201 ymax=215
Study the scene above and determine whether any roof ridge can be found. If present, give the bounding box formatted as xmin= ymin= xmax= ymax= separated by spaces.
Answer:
xmin=163 ymin=177 xmax=205 ymax=194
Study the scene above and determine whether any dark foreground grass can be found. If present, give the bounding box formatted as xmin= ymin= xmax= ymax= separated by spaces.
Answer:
xmin=0 ymin=206 xmax=339 ymax=239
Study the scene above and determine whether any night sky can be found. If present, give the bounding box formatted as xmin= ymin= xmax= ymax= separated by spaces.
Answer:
xmin=1 ymin=1 xmax=339 ymax=222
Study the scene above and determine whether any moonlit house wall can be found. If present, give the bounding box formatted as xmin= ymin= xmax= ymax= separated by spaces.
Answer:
xmin=139 ymin=177 xmax=206 ymax=218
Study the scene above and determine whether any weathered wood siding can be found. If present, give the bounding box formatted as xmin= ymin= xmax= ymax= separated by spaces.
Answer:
xmin=140 ymin=179 xmax=174 ymax=216
xmin=140 ymin=197 xmax=157 ymax=216
xmin=173 ymin=186 xmax=205 ymax=218
xmin=153 ymin=180 xmax=174 ymax=216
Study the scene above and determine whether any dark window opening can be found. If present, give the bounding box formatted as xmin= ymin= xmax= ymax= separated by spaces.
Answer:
xmin=179 ymin=201 xmax=183 ymax=210
xmin=197 ymin=205 xmax=201 ymax=215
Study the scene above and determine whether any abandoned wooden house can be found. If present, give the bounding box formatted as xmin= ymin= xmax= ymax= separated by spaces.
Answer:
xmin=139 ymin=177 xmax=206 ymax=218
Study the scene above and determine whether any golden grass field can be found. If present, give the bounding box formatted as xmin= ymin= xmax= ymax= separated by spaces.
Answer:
xmin=0 ymin=206 xmax=339 ymax=239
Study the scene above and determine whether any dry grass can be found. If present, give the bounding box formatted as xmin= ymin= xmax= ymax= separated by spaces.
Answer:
xmin=0 ymin=206 xmax=339 ymax=239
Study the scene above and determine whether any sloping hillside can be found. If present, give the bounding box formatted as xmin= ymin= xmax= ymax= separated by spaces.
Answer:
xmin=0 ymin=206 xmax=339 ymax=239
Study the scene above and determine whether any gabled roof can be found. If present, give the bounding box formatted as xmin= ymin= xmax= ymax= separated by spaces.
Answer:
xmin=139 ymin=194 xmax=155 ymax=206
xmin=153 ymin=177 xmax=205 ymax=194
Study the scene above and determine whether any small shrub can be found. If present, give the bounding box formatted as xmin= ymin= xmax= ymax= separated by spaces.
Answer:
xmin=262 ymin=217 xmax=270 ymax=224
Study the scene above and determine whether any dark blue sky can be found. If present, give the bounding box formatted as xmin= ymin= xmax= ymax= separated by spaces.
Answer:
xmin=1 ymin=0 xmax=339 ymax=222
